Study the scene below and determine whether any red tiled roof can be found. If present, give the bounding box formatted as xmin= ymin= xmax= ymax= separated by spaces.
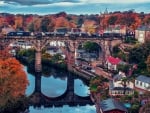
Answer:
xmin=107 ymin=56 xmax=121 ymax=65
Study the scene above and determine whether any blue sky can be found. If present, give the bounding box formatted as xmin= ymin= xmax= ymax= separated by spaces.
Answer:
xmin=0 ymin=0 xmax=150 ymax=14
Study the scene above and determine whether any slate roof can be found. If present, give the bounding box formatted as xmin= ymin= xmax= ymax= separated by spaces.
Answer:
xmin=113 ymin=73 xmax=126 ymax=81
xmin=136 ymin=75 xmax=150 ymax=84
xmin=100 ymin=98 xmax=128 ymax=112
xmin=109 ymin=80 xmax=133 ymax=91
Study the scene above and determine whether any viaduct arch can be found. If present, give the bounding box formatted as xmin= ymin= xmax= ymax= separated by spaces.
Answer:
xmin=0 ymin=36 xmax=122 ymax=72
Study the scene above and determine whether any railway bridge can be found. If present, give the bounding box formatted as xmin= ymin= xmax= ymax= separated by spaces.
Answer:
xmin=0 ymin=36 xmax=122 ymax=72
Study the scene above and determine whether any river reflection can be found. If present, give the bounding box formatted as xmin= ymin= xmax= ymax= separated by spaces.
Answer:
xmin=24 ymin=66 xmax=95 ymax=113
xmin=24 ymin=66 xmax=35 ymax=96
xmin=28 ymin=105 xmax=95 ymax=113
xmin=41 ymin=76 xmax=67 ymax=97
xmin=74 ymin=79 xmax=90 ymax=97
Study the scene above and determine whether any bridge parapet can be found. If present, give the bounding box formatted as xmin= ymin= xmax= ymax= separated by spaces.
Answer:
xmin=0 ymin=36 xmax=122 ymax=68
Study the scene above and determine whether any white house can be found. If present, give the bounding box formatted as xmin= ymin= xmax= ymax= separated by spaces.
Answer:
xmin=109 ymin=72 xmax=134 ymax=96
xmin=135 ymin=75 xmax=150 ymax=93
xmin=2 ymin=26 xmax=15 ymax=35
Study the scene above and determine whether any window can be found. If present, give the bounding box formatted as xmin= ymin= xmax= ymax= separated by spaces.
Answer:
xmin=136 ymin=80 xmax=139 ymax=85
xmin=140 ymin=81 xmax=142 ymax=86
xmin=144 ymin=83 xmax=147 ymax=87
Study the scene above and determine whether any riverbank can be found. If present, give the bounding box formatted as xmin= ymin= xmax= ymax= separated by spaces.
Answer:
xmin=68 ymin=66 xmax=96 ymax=80
xmin=16 ymin=56 xmax=96 ymax=82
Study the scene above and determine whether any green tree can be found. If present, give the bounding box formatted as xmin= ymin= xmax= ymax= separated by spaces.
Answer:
xmin=40 ymin=17 xmax=50 ymax=32
xmin=146 ymin=55 xmax=150 ymax=73
xmin=40 ymin=17 xmax=55 ymax=32
xmin=90 ymin=76 xmax=108 ymax=113
xmin=128 ymin=42 xmax=150 ymax=74
xmin=77 ymin=18 xmax=84 ymax=26
xmin=117 ymin=64 xmax=130 ymax=73
xmin=120 ymin=77 xmax=131 ymax=95
xmin=83 ymin=41 xmax=100 ymax=53
xmin=28 ymin=22 xmax=34 ymax=32
xmin=108 ymin=16 xmax=117 ymax=25
xmin=113 ymin=45 xmax=120 ymax=54
xmin=51 ymin=53 xmax=64 ymax=63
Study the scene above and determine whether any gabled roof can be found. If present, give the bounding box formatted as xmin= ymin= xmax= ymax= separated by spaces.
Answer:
xmin=136 ymin=75 xmax=150 ymax=84
xmin=107 ymin=56 xmax=121 ymax=65
xmin=100 ymin=98 xmax=128 ymax=112
xmin=113 ymin=72 xmax=126 ymax=81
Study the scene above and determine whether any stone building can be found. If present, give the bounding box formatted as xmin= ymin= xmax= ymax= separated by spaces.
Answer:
xmin=135 ymin=26 xmax=150 ymax=43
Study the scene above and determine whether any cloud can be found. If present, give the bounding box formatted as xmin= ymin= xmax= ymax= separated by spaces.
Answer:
xmin=33 ymin=2 xmax=83 ymax=7
xmin=0 ymin=1 xmax=5 ymax=6
xmin=2 ymin=0 xmax=80 ymax=6
xmin=1 ymin=0 xmax=150 ymax=6
xmin=79 ymin=0 xmax=150 ymax=3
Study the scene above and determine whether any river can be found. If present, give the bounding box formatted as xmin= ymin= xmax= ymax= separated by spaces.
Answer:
xmin=23 ymin=66 xmax=96 ymax=113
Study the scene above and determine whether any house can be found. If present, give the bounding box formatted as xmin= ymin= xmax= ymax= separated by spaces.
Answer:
xmin=109 ymin=72 xmax=134 ymax=96
xmin=135 ymin=75 xmax=150 ymax=93
xmin=126 ymin=28 xmax=135 ymax=38
xmin=77 ymin=49 xmax=98 ymax=62
xmin=135 ymin=26 xmax=150 ymax=43
xmin=104 ymin=25 xmax=126 ymax=35
xmin=100 ymin=98 xmax=128 ymax=113
xmin=2 ymin=26 xmax=15 ymax=35
xmin=106 ymin=56 xmax=122 ymax=70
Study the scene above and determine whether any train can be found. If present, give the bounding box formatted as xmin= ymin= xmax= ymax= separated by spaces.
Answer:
xmin=6 ymin=31 xmax=124 ymax=39
xmin=7 ymin=31 xmax=31 ymax=36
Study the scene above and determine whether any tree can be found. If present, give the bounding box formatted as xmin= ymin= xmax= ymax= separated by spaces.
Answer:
xmin=108 ymin=16 xmax=117 ymax=25
xmin=28 ymin=22 xmax=34 ymax=32
xmin=83 ymin=41 xmax=100 ymax=53
xmin=90 ymin=76 xmax=108 ymax=113
xmin=51 ymin=53 xmax=64 ymax=63
xmin=33 ymin=18 xmax=41 ymax=32
xmin=146 ymin=55 xmax=150 ymax=73
xmin=117 ymin=64 xmax=130 ymax=74
xmin=120 ymin=77 xmax=131 ymax=95
xmin=139 ymin=91 xmax=150 ymax=113
xmin=40 ymin=17 xmax=55 ymax=32
xmin=55 ymin=17 xmax=69 ymax=28
xmin=0 ymin=49 xmax=12 ymax=60
xmin=15 ymin=16 xmax=23 ymax=30
xmin=77 ymin=18 xmax=84 ymax=26
xmin=0 ymin=58 xmax=28 ymax=111
xmin=128 ymin=42 xmax=150 ymax=74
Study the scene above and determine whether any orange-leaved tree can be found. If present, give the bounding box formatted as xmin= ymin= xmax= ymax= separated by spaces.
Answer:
xmin=0 ymin=58 xmax=28 ymax=109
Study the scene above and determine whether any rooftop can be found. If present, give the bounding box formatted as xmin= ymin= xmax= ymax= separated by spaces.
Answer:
xmin=136 ymin=75 xmax=150 ymax=84
xmin=107 ymin=56 xmax=121 ymax=65
xmin=100 ymin=98 xmax=128 ymax=112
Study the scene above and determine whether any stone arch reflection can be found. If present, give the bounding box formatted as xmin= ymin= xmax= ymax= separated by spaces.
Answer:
xmin=29 ymin=72 xmax=93 ymax=107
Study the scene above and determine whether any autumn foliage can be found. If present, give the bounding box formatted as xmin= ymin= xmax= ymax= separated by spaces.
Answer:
xmin=0 ymin=11 xmax=150 ymax=33
xmin=0 ymin=58 xmax=28 ymax=108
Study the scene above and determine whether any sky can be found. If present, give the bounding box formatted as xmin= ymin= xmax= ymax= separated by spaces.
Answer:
xmin=0 ymin=0 xmax=150 ymax=15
